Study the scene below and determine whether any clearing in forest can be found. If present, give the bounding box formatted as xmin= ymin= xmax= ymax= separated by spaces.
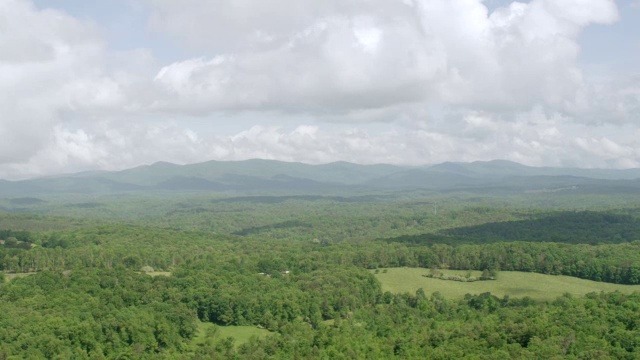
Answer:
xmin=192 ymin=320 xmax=272 ymax=348
xmin=374 ymin=268 xmax=640 ymax=301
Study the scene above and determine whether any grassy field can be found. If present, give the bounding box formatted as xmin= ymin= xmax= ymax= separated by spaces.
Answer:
xmin=373 ymin=268 xmax=640 ymax=301
xmin=192 ymin=320 xmax=272 ymax=348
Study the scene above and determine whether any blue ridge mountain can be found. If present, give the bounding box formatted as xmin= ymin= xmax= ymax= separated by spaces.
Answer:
xmin=1 ymin=159 xmax=639 ymax=195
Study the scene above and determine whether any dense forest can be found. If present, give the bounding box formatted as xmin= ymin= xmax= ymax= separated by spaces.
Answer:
xmin=1 ymin=187 xmax=640 ymax=358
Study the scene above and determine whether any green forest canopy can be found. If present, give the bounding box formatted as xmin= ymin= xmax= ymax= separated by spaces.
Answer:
xmin=1 ymin=192 xmax=640 ymax=358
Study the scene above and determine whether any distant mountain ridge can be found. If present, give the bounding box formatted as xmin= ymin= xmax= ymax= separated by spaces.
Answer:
xmin=1 ymin=159 xmax=640 ymax=196
xmin=429 ymin=160 xmax=640 ymax=180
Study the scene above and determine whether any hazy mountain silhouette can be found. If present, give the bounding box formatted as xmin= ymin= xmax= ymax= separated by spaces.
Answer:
xmin=1 ymin=159 xmax=639 ymax=195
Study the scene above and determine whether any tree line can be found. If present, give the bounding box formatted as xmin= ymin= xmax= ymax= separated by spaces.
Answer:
xmin=2 ymin=224 xmax=640 ymax=284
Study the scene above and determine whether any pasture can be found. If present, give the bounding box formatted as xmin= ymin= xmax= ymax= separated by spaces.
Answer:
xmin=373 ymin=268 xmax=640 ymax=301
xmin=193 ymin=320 xmax=272 ymax=348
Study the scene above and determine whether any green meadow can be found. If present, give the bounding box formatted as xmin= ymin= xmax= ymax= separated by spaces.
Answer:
xmin=374 ymin=268 xmax=640 ymax=301
xmin=193 ymin=321 xmax=272 ymax=348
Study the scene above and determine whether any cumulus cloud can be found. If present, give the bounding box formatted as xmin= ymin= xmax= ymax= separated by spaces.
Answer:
xmin=146 ymin=0 xmax=618 ymax=114
xmin=150 ymin=18 xmax=440 ymax=113
xmin=5 ymin=106 xmax=639 ymax=180
xmin=0 ymin=0 xmax=638 ymax=179
xmin=0 ymin=0 xmax=125 ymax=164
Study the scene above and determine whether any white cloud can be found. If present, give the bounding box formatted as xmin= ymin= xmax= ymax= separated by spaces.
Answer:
xmin=1 ymin=0 xmax=638 ymax=179
xmin=4 ymin=107 xmax=639 ymax=179
xmin=0 ymin=0 xmax=125 ymax=164
xmin=145 ymin=0 xmax=618 ymax=114
xmin=150 ymin=15 xmax=441 ymax=113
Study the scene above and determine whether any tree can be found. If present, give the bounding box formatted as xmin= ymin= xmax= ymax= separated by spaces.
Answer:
xmin=489 ymin=268 xmax=498 ymax=279
xmin=4 ymin=237 xmax=18 ymax=248
xmin=480 ymin=269 xmax=492 ymax=280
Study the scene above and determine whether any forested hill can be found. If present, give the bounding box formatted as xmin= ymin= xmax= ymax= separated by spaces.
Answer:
xmin=1 ymin=159 xmax=640 ymax=195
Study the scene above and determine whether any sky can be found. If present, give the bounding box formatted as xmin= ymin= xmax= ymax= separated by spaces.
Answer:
xmin=1 ymin=0 xmax=639 ymax=179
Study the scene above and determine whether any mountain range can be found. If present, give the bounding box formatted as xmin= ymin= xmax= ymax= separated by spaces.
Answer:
xmin=1 ymin=159 xmax=640 ymax=196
